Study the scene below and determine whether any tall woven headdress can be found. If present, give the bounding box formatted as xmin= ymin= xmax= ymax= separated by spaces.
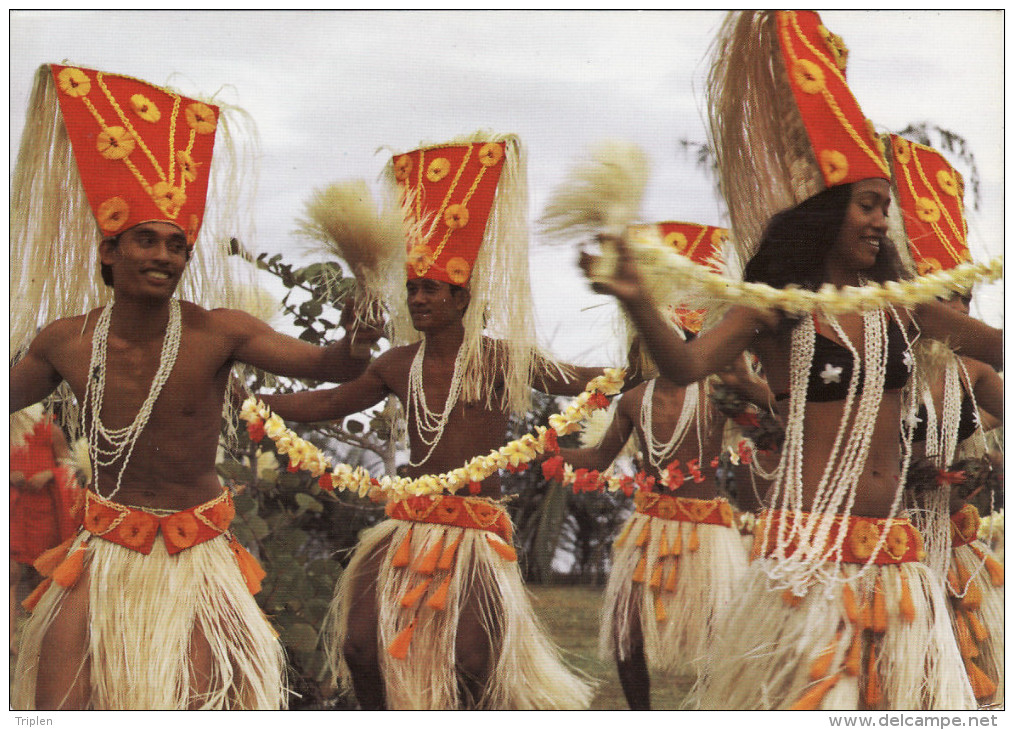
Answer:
xmin=10 ymin=63 xmax=256 ymax=360
xmin=886 ymin=134 xmax=971 ymax=275
xmin=706 ymin=10 xmax=890 ymax=268
xmin=384 ymin=131 xmax=554 ymax=414
xmin=632 ymin=221 xmax=729 ymax=335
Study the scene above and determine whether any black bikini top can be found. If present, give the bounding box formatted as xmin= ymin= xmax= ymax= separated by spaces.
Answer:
xmin=775 ymin=315 xmax=911 ymax=403
xmin=911 ymin=394 xmax=978 ymax=444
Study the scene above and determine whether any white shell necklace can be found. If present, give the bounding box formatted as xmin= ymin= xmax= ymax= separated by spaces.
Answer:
xmin=83 ymin=299 xmax=183 ymax=499
xmin=406 ymin=338 xmax=467 ymax=467
xmin=639 ymin=378 xmax=702 ymax=472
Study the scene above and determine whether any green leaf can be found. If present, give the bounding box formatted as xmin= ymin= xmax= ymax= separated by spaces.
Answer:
xmin=344 ymin=418 xmax=364 ymax=434
xmin=234 ymin=493 xmax=257 ymax=517
xmin=295 ymin=493 xmax=324 ymax=514
xmin=245 ymin=514 xmax=271 ymax=540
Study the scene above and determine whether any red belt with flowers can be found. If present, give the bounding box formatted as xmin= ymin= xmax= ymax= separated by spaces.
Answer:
xmin=84 ymin=489 xmax=236 ymax=555
xmin=24 ymin=489 xmax=265 ymax=612
xmin=634 ymin=492 xmax=734 ymax=528
xmin=949 ymin=503 xmax=981 ymax=549
xmin=386 ymin=494 xmax=513 ymax=543
xmin=751 ymin=509 xmax=925 ymax=565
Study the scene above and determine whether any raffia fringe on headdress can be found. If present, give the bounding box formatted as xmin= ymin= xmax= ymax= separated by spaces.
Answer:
xmin=322 ymin=502 xmax=595 ymax=709
xmin=383 ymin=131 xmax=566 ymax=415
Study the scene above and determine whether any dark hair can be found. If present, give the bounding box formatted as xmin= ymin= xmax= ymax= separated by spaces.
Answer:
xmin=99 ymin=229 xmax=191 ymax=287
xmin=743 ymin=183 xmax=906 ymax=292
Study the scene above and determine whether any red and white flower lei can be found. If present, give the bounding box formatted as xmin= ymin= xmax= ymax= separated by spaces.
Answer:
xmin=239 ymin=368 xmax=626 ymax=500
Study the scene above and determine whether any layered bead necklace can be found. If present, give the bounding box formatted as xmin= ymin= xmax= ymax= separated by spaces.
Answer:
xmin=639 ymin=378 xmax=704 ymax=472
xmin=764 ymin=306 xmax=917 ymax=592
xmin=82 ymin=299 xmax=183 ymax=499
xmin=406 ymin=338 xmax=467 ymax=467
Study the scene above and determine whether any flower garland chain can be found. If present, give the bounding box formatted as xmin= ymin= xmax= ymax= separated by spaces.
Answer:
xmin=240 ymin=368 xmax=626 ymax=501
xmin=625 ymin=229 xmax=1002 ymax=315
xmin=539 ymin=446 xmax=755 ymax=498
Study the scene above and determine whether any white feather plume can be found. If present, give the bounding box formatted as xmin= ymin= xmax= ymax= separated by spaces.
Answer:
xmin=538 ymin=140 xmax=650 ymax=241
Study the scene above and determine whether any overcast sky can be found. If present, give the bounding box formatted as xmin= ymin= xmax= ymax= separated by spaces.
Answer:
xmin=8 ymin=10 xmax=1004 ymax=363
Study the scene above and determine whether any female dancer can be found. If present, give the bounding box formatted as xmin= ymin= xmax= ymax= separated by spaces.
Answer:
xmin=582 ymin=11 xmax=1001 ymax=710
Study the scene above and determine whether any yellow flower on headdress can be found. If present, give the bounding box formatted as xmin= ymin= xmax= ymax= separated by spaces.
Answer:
xmin=478 ymin=143 xmax=503 ymax=167
xmin=427 ymin=157 xmax=451 ymax=183
xmin=394 ymin=154 xmax=413 ymax=181
xmin=408 ymin=244 xmax=434 ymax=276
xmin=818 ymin=25 xmax=849 ymax=71
xmin=177 ymin=149 xmax=201 ymax=182
xmin=185 ymin=102 xmax=217 ymax=134
xmin=936 ymin=169 xmax=959 ymax=197
xmin=130 ymin=94 xmax=161 ymax=123
xmin=152 ymin=181 xmax=187 ymax=215
xmin=96 ymin=196 xmax=130 ymax=233
xmin=792 ymin=58 xmax=825 ymax=94
xmin=892 ymin=137 xmax=911 ymax=165
xmin=664 ymin=231 xmax=689 ymax=253
xmin=57 ymin=67 xmax=91 ymax=97
xmin=819 ymin=149 xmax=849 ymax=185
xmin=711 ymin=228 xmax=728 ymax=247
xmin=444 ymin=204 xmax=469 ymax=230
xmin=916 ymin=258 xmax=942 ymax=276
xmin=915 ymin=196 xmax=941 ymax=223
xmin=446 ymin=257 xmax=470 ymax=285
xmin=96 ymin=126 xmax=136 ymax=160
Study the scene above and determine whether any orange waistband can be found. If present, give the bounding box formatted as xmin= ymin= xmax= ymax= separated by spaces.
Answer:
xmin=950 ymin=503 xmax=981 ymax=549
xmin=386 ymin=494 xmax=513 ymax=543
xmin=634 ymin=492 xmax=734 ymax=528
xmin=84 ymin=490 xmax=236 ymax=555
xmin=751 ymin=509 xmax=925 ymax=565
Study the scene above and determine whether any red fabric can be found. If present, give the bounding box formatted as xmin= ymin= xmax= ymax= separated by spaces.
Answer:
xmin=83 ymin=489 xmax=236 ymax=555
xmin=634 ymin=492 xmax=735 ymax=527
xmin=394 ymin=141 xmax=507 ymax=286
xmin=776 ymin=11 xmax=889 ymax=188
xmin=10 ymin=419 xmax=82 ymax=564
xmin=752 ymin=509 xmax=925 ymax=565
xmin=49 ymin=64 xmax=218 ymax=246
xmin=386 ymin=494 xmax=513 ymax=543
xmin=888 ymin=135 xmax=970 ymax=273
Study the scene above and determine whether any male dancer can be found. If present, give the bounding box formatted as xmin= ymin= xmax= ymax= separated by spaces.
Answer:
xmin=9 ymin=64 xmax=378 ymax=710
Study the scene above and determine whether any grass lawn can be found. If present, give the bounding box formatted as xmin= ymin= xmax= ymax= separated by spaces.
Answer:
xmin=527 ymin=584 xmax=694 ymax=710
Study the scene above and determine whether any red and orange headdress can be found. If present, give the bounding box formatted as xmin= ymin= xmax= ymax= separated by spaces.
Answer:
xmin=886 ymin=134 xmax=970 ymax=274
xmin=385 ymin=133 xmax=549 ymax=415
xmin=707 ymin=10 xmax=889 ymax=264
xmin=11 ymin=63 xmax=254 ymax=363
xmin=49 ymin=64 xmax=218 ymax=246
xmin=629 ymin=221 xmax=729 ymax=334
xmin=393 ymin=140 xmax=509 ymax=288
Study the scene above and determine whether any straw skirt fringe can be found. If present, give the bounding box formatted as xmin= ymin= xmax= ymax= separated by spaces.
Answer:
xmin=13 ymin=531 xmax=287 ymax=710
xmin=948 ymin=543 xmax=1004 ymax=707
xmin=323 ymin=517 xmax=595 ymax=709
xmin=695 ymin=559 xmax=976 ymax=710
xmin=599 ymin=512 xmax=748 ymax=677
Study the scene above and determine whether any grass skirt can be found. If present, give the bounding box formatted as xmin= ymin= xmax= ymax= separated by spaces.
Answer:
xmin=599 ymin=510 xmax=748 ymax=677
xmin=947 ymin=542 xmax=1004 ymax=706
xmin=694 ymin=558 xmax=976 ymax=710
xmin=12 ymin=531 xmax=287 ymax=709
xmin=323 ymin=516 xmax=595 ymax=709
